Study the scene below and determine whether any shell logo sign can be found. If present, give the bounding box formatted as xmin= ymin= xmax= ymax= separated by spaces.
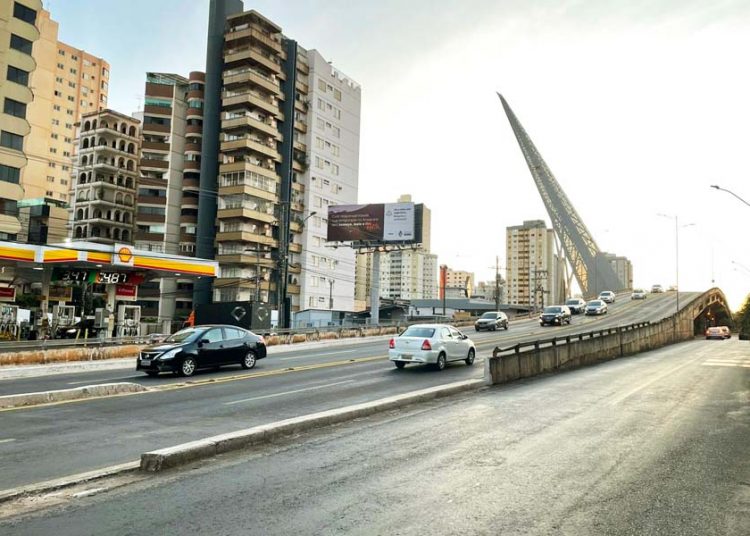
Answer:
xmin=114 ymin=244 xmax=134 ymax=266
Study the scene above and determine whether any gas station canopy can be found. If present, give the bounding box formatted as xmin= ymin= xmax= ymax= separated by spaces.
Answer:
xmin=0 ymin=240 xmax=219 ymax=283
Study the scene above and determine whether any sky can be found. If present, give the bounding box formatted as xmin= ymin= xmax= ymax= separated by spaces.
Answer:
xmin=48 ymin=0 xmax=750 ymax=310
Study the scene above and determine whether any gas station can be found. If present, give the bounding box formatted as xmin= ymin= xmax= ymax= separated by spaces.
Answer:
xmin=0 ymin=240 xmax=218 ymax=339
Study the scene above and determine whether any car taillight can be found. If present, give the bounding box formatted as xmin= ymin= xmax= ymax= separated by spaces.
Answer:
xmin=389 ymin=338 xmax=395 ymax=349
xmin=421 ymin=339 xmax=432 ymax=351
xmin=705 ymin=330 xmax=710 ymax=336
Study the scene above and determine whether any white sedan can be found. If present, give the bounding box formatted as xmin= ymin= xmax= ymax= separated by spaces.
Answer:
xmin=389 ymin=324 xmax=476 ymax=371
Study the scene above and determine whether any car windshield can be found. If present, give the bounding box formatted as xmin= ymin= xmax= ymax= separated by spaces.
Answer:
xmin=164 ymin=327 xmax=204 ymax=343
xmin=401 ymin=327 xmax=436 ymax=338
xmin=565 ymin=299 xmax=579 ymax=305
xmin=588 ymin=300 xmax=603 ymax=306
xmin=480 ymin=312 xmax=498 ymax=319
xmin=543 ymin=307 xmax=562 ymax=314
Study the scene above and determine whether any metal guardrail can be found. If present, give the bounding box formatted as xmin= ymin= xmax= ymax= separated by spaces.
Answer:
xmin=0 ymin=335 xmax=152 ymax=353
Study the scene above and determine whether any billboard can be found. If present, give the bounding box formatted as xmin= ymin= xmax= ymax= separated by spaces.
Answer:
xmin=327 ymin=202 xmax=415 ymax=243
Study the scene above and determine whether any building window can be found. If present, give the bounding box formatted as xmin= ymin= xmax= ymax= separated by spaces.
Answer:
xmin=4 ymin=98 xmax=26 ymax=119
xmin=334 ymin=88 xmax=341 ymax=101
xmin=68 ymin=81 xmax=76 ymax=88
xmin=71 ymin=54 xmax=78 ymax=61
xmin=0 ymin=165 xmax=20 ymax=184
xmin=70 ymin=68 xmax=77 ymax=75
xmin=63 ymin=151 xmax=70 ymax=157
xmin=49 ymin=148 xmax=57 ymax=154
xmin=52 ymin=119 xmax=60 ymax=126
xmin=58 ymin=49 xmax=65 ymax=56
xmin=66 ymin=109 xmax=74 ymax=116
xmin=57 ymin=63 xmax=64 ymax=69
xmin=60 ymin=178 xmax=68 ymax=185
xmin=45 ymin=190 xmax=53 ymax=197
xmin=53 ymin=104 xmax=61 ymax=111
xmin=67 ymin=96 xmax=75 ymax=102
xmin=65 ymin=123 xmax=72 ymax=129
xmin=46 ymin=176 xmax=54 ymax=183
xmin=7 ymin=65 xmax=29 ymax=86
xmin=50 ymin=133 xmax=58 ymax=139
xmin=13 ymin=2 xmax=37 ymax=24
xmin=9 ymin=34 xmax=33 ymax=55
xmin=64 ymin=137 xmax=71 ymax=143
xmin=54 ymin=90 xmax=62 ymax=97
xmin=0 ymin=131 xmax=23 ymax=151
xmin=55 ymin=76 xmax=63 ymax=83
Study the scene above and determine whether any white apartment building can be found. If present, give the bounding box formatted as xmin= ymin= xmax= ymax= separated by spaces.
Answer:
xmin=299 ymin=49 xmax=361 ymax=312
xmin=379 ymin=249 xmax=438 ymax=301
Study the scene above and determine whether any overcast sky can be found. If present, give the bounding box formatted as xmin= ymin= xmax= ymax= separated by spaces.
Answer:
xmin=49 ymin=0 xmax=750 ymax=309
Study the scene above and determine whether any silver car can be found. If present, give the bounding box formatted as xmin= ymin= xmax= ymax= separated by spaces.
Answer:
xmin=389 ymin=324 xmax=476 ymax=371
xmin=598 ymin=291 xmax=616 ymax=303
xmin=585 ymin=299 xmax=608 ymax=315
xmin=474 ymin=311 xmax=509 ymax=331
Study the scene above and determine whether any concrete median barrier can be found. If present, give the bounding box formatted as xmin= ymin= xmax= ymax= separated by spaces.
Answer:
xmin=140 ymin=379 xmax=484 ymax=472
xmin=0 ymin=382 xmax=148 ymax=409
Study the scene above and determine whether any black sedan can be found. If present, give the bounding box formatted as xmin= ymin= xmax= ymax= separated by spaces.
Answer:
xmin=136 ymin=325 xmax=267 ymax=377
xmin=539 ymin=305 xmax=572 ymax=326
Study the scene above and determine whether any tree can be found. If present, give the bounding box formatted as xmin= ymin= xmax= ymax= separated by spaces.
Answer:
xmin=734 ymin=293 xmax=750 ymax=337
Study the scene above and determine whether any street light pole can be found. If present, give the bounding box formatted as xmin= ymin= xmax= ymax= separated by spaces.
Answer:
xmin=710 ymin=185 xmax=750 ymax=208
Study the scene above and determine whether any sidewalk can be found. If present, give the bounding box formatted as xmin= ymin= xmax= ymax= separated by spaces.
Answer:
xmin=0 ymin=334 xmax=393 ymax=380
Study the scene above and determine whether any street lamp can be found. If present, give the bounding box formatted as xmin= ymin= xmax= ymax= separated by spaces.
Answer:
xmin=657 ymin=214 xmax=695 ymax=317
xmin=710 ymin=185 xmax=750 ymax=208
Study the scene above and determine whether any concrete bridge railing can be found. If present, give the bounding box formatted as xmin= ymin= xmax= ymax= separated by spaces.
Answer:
xmin=486 ymin=287 xmax=731 ymax=385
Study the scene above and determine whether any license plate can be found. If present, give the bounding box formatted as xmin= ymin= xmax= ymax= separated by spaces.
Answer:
xmin=140 ymin=359 xmax=151 ymax=366
xmin=400 ymin=354 xmax=412 ymax=360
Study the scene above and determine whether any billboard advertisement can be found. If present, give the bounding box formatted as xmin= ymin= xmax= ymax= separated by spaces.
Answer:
xmin=327 ymin=202 xmax=415 ymax=243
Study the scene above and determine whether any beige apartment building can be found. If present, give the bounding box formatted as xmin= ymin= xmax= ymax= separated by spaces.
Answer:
xmin=20 ymin=8 xmax=108 ymax=242
xmin=443 ymin=267 xmax=475 ymax=298
xmin=506 ymin=219 xmax=564 ymax=308
xmin=0 ymin=0 xmax=42 ymax=240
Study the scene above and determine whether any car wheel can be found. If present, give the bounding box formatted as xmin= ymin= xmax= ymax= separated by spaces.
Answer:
xmin=178 ymin=357 xmax=197 ymax=377
xmin=492 ymin=325 xmax=497 ymax=331
xmin=145 ymin=371 xmax=159 ymax=377
xmin=465 ymin=348 xmax=475 ymax=366
xmin=394 ymin=361 xmax=406 ymax=369
xmin=241 ymin=350 xmax=257 ymax=369
xmin=435 ymin=352 xmax=447 ymax=371
xmin=504 ymin=322 xmax=509 ymax=330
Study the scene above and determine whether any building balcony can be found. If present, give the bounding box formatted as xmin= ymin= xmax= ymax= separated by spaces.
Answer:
xmin=186 ymin=124 xmax=203 ymax=135
xmin=144 ymin=104 xmax=172 ymax=115
xmin=182 ymin=197 xmax=199 ymax=209
xmin=224 ymin=47 xmax=282 ymax=75
xmin=218 ymin=160 xmax=279 ymax=181
xmin=220 ymin=137 xmax=280 ymax=161
xmin=225 ymin=26 xmax=283 ymax=54
xmin=180 ymin=214 xmax=198 ymax=224
xmin=218 ymin=183 xmax=278 ymax=204
xmin=142 ymin=123 xmax=170 ymax=133
xmin=289 ymin=243 xmax=302 ymax=254
xmin=222 ymin=91 xmax=280 ymax=117
xmin=293 ymin=140 xmax=307 ymax=153
xmin=216 ymin=254 xmax=276 ymax=268
xmin=287 ymin=284 xmax=301 ymax=295
xmin=294 ymin=120 xmax=307 ymax=134
xmin=92 ymin=126 xmax=140 ymax=142
xmin=184 ymin=160 xmax=200 ymax=171
xmin=221 ymin=115 xmax=280 ymax=139
xmin=183 ymin=177 xmax=200 ymax=190
xmin=217 ymin=207 xmax=276 ymax=224
xmin=140 ymin=158 xmax=169 ymax=169
xmin=216 ymin=230 xmax=278 ymax=247
xmin=137 ymin=195 xmax=167 ymax=206
xmin=135 ymin=231 xmax=164 ymax=241
xmin=222 ymin=68 xmax=281 ymax=96
xmin=141 ymin=140 xmax=170 ymax=152
xmin=184 ymin=142 xmax=202 ymax=153
xmin=136 ymin=213 xmax=165 ymax=224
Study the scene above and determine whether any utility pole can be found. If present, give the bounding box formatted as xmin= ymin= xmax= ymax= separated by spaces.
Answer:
xmin=495 ymin=256 xmax=500 ymax=311
xmin=328 ymin=278 xmax=334 ymax=310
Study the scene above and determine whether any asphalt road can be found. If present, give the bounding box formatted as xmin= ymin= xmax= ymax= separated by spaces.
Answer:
xmin=0 ymin=293 xmax=695 ymax=490
xmin=2 ymin=334 xmax=747 ymax=535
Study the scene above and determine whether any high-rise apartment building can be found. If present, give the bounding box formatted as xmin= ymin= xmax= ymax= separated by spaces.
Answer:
xmin=18 ymin=8 xmax=109 ymax=243
xmin=506 ymin=219 xmax=564 ymax=308
xmin=300 ymin=50 xmax=360 ymax=312
xmin=70 ymin=109 xmax=140 ymax=244
xmin=0 ymin=0 xmax=42 ymax=240
xmin=133 ymin=72 xmax=205 ymax=322
xmin=203 ymin=8 xmax=361 ymax=325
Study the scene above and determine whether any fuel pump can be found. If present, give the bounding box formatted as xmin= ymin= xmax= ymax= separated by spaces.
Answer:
xmin=52 ymin=305 xmax=76 ymax=338
xmin=0 ymin=304 xmax=18 ymax=340
xmin=117 ymin=305 xmax=141 ymax=337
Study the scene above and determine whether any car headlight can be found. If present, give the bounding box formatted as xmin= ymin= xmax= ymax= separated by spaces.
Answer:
xmin=159 ymin=348 xmax=181 ymax=360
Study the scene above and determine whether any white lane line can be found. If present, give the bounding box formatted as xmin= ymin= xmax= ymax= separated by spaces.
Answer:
xmin=703 ymin=362 xmax=750 ymax=368
xmin=0 ymin=438 xmax=17 ymax=444
xmin=67 ymin=376 xmax=132 ymax=386
xmin=224 ymin=379 xmax=355 ymax=405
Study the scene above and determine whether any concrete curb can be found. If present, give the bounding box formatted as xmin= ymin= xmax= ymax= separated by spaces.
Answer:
xmin=0 ymin=382 xmax=148 ymax=409
xmin=0 ymin=461 xmax=140 ymax=505
xmin=141 ymin=379 xmax=484 ymax=472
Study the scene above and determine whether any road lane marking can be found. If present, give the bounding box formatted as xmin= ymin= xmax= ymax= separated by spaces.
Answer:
xmin=703 ymin=360 xmax=750 ymax=368
xmin=0 ymin=438 xmax=16 ymax=444
xmin=67 ymin=376 xmax=133 ymax=386
xmin=225 ymin=380 xmax=355 ymax=405
xmin=0 ymin=354 xmax=387 ymax=413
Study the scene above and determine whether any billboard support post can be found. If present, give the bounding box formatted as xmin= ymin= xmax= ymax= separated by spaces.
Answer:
xmin=370 ymin=249 xmax=380 ymax=326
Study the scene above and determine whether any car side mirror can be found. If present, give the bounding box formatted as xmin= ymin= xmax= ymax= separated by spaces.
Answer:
xmin=200 ymin=339 xmax=210 ymax=345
